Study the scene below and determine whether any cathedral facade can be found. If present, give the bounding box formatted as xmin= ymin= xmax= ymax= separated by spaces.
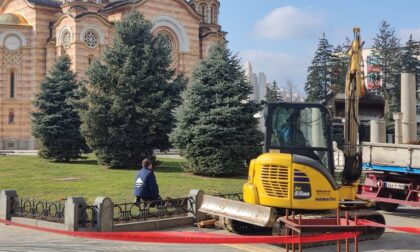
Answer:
xmin=0 ymin=0 xmax=225 ymax=150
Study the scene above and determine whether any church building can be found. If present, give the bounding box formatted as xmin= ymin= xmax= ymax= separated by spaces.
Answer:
xmin=0 ymin=0 xmax=226 ymax=150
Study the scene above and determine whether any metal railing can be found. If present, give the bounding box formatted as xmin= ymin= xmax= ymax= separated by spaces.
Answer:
xmin=113 ymin=197 xmax=194 ymax=223
xmin=14 ymin=198 xmax=65 ymax=223
xmin=79 ymin=204 xmax=98 ymax=228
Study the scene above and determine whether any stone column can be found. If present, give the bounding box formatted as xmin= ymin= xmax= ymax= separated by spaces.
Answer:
xmin=93 ymin=197 xmax=113 ymax=232
xmin=393 ymin=112 xmax=403 ymax=144
xmin=188 ymin=189 xmax=206 ymax=222
xmin=370 ymin=120 xmax=386 ymax=143
xmin=0 ymin=190 xmax=17 ymax=221
xmin=64 ymin=197 xmax=86 ymax=231
xmin=401 ymin=73 xmax=417 ymax=143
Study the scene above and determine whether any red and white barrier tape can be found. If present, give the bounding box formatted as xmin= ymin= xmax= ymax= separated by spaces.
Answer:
xmin=0 ymin=218 xmax=358 ymax=244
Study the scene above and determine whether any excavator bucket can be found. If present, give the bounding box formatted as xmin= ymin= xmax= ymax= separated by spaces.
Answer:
xmin=334 ymin=93 xmax=385 ymax=119
xmin=198 ymin=195 xmax=277 ymax=227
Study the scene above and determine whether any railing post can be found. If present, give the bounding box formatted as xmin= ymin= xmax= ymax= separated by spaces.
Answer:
xmin=0 ymin=190 xmax=18 ymax=221
xmin=188 ymin=189 xmax=206 ymax=222
xmin=93 ymin=197 xmax=114 ymax=232
xmin=64 ymin=196 xmax=86 ymax=231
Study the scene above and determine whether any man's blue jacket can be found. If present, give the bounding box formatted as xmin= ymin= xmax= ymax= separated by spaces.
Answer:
xmin=133 ymin=167 xmax=160 ymax=200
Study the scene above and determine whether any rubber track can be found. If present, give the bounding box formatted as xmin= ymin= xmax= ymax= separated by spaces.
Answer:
xmin=216 ymin=217 xmax=272 ymax=235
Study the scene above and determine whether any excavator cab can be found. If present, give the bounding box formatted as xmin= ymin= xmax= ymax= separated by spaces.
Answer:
xmin=244 ymin=102 xmax=340 ymax=210
xmin=264 ymin=102 xmax=335 ymax=175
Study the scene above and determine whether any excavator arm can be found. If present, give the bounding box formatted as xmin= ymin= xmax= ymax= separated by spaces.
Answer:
xmin=342 ymin=27 xmax=365 ymax=185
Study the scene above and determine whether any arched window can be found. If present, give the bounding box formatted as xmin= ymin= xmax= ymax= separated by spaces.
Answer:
xmin=211 ymin=4 xmax=218 ymax=23
xmin=62 ymin=30 xmax=71 ymax=49
xmin=154 ymin=29 xmax=180 ymax=70
xmin=8 ymin=109 xmax=14 ymax=124
xmin=9 ymin=70 xmax=15 ymax=98
xmin=199 ymin=3 xmax=208 ymax=22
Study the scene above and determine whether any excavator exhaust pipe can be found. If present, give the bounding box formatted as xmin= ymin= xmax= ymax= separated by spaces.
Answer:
xmin=198 ymin=195 xmax=277 ymax=227
xmin=334 ymin=93 xmax=385 ymax=119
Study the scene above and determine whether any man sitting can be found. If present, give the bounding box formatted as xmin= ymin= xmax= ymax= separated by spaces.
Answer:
xmin=279 ymin=112 xmax=307 ymax=147
xmin=133 ymin=158 xmax=161 ymax=203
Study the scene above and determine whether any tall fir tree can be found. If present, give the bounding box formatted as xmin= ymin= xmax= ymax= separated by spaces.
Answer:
xmin=32 ymin=55 xmax=89 ymax=161
xmin=80 ymin=12 xmax=185 ymax=168
xmin=305 ymin=33 xmax=337 ymax=106
xmin=170 ymin=42 xmax=263 ymax=176
xmin=266 ymin=80 xmax=283 ymax=102
xmin=331 ymin=44 xmax=349 ymax=96
xmin=400 ymin=34 xmax=420 ymax=93
xmin=372 ymin=20 xmax=400 ymax=119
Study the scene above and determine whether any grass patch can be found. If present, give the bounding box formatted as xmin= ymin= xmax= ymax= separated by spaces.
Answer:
xmin=0 ymin=155 xmax=245 ymax=203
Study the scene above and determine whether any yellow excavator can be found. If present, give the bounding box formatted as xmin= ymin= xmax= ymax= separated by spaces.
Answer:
xmin=199 ymin=28 xmax=386 ymax=240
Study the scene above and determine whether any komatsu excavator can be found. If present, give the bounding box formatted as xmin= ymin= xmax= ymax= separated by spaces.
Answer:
xmin=199 ymin=28 xmax=386 ymax=240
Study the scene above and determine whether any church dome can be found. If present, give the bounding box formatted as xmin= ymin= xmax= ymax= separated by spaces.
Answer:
xmin=0 ymin=13 xmax=28 ymax=25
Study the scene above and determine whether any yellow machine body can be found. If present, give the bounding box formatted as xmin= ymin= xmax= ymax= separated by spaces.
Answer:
xmin=243 ymin=152 xmax=355 ymax=210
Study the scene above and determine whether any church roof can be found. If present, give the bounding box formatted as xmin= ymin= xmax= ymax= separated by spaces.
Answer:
xmin=0 ymin=13 xmax=29 ymax=25
xmin=26 ymin=0 xmax=61 ymax=8
xmin=102 ymin=0 xmax=133 ymax=11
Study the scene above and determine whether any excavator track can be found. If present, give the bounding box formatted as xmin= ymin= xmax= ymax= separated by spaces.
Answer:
xmin=216 ymin=216 xmax=272 ymax=235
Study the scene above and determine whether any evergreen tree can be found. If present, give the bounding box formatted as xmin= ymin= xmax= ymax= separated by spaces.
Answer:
xmin=331 ymin=44 xmax=349 ymax=95
xmin=266 ymin=80 xmax=283 ymax=101
xmin=305 ymin=33 xmax=337 ymax=105
xmin=170 ymin=42 xmax=263 ymax=176
xmin=32 ymin=55 xmax=89 ymax=161
xmin=400 ymin=34 xmax=420 ymax=92
xmin=81 ymin=12 xmax=185 ymax=168
xmin=372 ymin=20 xmax=400 ymax=117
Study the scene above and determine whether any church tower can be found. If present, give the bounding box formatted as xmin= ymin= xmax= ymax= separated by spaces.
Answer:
xmin=190 ymin=0 xmax=226 ymax=58
xmin=190 ymin=0 xmax=220 ymax=24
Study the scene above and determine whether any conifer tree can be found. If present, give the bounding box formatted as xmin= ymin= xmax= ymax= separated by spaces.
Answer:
xmin=400 ymin=34 xmax=420 ymax=92
xmin=81 ymin=12 xmax=185 ymax=168
xmin=32 ymin=55 xmax=89 ymax=161
xmin=266 ymin=80 xmax=283 ymax=102
xmin=331 ymin=44 xmax=349 ymax=95
xmin=372 ymin=20 xmax=400 ymax=117
xmin=170 ymin=42 xmax=263 ymax=176
xmin=305 ymin=33 xmax=337 ymax=105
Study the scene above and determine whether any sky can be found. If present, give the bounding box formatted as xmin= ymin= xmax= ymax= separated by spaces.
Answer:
xmin=218 ymin=0 xmax=420 ymax=94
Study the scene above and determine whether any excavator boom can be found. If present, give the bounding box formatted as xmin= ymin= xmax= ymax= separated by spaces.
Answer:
xmin=335 ymin=28 xmax=385 ymax=184
xmin=342 ymin=28 xmax=365 ymax=185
